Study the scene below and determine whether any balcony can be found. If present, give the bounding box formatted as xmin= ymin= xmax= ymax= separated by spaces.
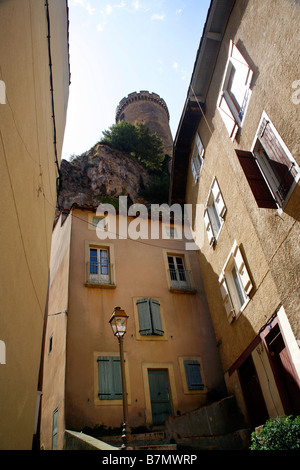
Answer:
xmin=168 ymin=269 xmax=196 ymax=294
xmin=85 ymin=262 xmax=115 ymax=288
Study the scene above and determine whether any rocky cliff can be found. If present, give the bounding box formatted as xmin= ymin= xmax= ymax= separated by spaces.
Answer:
xmin=57 ymin=143 xmax=154 ymax=212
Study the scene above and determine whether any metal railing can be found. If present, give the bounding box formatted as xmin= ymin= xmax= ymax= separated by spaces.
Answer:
xmin=86 ymin=262 xmax=114 ymax=285
xmin=168 ymin=269 xmax=194 ymax=291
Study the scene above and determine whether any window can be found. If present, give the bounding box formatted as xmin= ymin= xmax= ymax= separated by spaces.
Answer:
xmin=167 ymin=255 xmax=192 ymax=291
xmin=218 ymin=40 xmax=253 ymax=140
xmin=219 ymin=241 xmax=253 ymax=323
xmin=184 ymin=360 xmax=204 ymax=391
xmin=49 ymin=334 xmax=53 ymax=354
xmin=97 ymin=356 xmax=122 ymax=400
xmin=204 ymin=178 xmax=226 ymax=246
xmin=85 ymin=242 xmax=115 ymax=287
xmin=236 ymin=114 xmax=299 ymax=208
xmin=52 ymin=408 xmax=58 ymax=450
xmin=191 ymin=133 xmax=204 ymax=183
xmin=137 ymin=298 xmax=164 ymax=336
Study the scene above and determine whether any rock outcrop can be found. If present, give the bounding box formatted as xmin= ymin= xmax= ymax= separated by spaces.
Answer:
xmin=57 ymin=143 xmax=152 ymax=211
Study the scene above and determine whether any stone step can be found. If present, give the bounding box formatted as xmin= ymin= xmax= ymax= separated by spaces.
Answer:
xmin=102 ymin=431 xmax=177 ymax=450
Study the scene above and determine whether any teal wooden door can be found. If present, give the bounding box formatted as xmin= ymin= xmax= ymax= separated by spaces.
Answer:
xmin=148 ymin=369 xmax=172 ymax=425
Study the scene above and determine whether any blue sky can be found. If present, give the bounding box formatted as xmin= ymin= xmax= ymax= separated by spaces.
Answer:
xmin=62 ymin=0 xmax=211 ymax=160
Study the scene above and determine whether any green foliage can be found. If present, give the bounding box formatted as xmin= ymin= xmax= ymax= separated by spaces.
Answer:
xmin=250 ymin=415 xmax=300 ymax=450
xmin=100 ymin=121 xmax=165 ymax=170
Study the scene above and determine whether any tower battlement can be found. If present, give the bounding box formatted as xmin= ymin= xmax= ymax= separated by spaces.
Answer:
xmin=115 ymin=91 xmax=173 ymax=154
xmin=116 ymin=91 xmax=170 ymax=122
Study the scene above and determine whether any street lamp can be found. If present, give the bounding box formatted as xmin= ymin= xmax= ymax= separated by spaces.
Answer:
xmin=109 ymin=306 xmax=133 ymax=450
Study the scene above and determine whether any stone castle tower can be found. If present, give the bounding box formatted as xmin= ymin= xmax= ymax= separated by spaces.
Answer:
xmin=115 ymin=91 xmax=173 ymax=156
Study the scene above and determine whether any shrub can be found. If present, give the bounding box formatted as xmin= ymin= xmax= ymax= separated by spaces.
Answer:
xmin=100 ymin=121 xmax=165 ymax=170
xmin=250 ymin=415 xmax=300 ymax=450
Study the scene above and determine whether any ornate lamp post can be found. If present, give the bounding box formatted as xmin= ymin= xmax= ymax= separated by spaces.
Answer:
xmin=109 ymin=307 xmax=133 ymax=450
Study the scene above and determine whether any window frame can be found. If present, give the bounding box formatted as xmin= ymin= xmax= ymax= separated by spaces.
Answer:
xmin=219 ymin=241 xmax=253 ymax=323
xmin=252 ymin=112 xmax=300 ymax=210
xmin=204 ymin=177 xmax=226 ymax=246
xmin=191 ymin=133 xmax=205 ymax=183
xmin=94 ymin=351 xmax=131 ymax=406
xmin=52 ymin=408 xmax=59 ymax=450
xmin=218 ymin=40 xmax=253 ymax=140
xmin=163 ymin=250 xmax=196 ymax=294
xmin=133 ymin=297 xmax=167 ymax=341
xmin=179 ymin=357 xmax=207 ymax=395
xmin=84 ymin=241 xmax=116 ymax=288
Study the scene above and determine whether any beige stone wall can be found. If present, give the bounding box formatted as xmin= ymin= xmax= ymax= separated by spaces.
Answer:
xmin=185 ymin=0 xmax=300 ymax=417
xmin=40 ymin=213 xmax=72 ymax=450
xmin=0 ymin=0 xmax=69 ymax=449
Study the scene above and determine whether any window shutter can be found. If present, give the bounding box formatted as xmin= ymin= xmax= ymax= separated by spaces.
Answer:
xmin=98 ymin=356 xmax=122 ymax=400
xmin=211 ymin=179 xmax=226 ymax=218
xmin=204 ymin=209 xmax=215 ymax=246
xmin=218 ymin=94 xmax=239 ymax=140
xmin=258 ymin=118 xmax=296 ymax=194
xmin=111 ymin=357 xmax=122 ymax=399
xmin=230 ymin=40 xmax=253 ymax=89
xmin=184 ymin=360 xmax=204 ymax=390
xmin=232 ymin=243 xmax=253 ymax=296
xmin=235 ymin=150 xmax=277 ymax=208
xmin=137 ymin=298 xmax=152 ymax=335
xmin=150 ymin=299 xmax=164 ymax=336
xmin=98 ymin=356 xmax=113 ymax=399
xmin=219 ymin=273 xmax=235 ymax=322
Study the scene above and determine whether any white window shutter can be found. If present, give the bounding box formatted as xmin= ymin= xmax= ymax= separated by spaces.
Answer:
xmin=204 ymin=209 xmax=215 ymax=246
xmin=232 ymin=243 xmax=253 ymax=296
xmin=211 ymin=179 xmax=226 ymax=218
xmin=230 ymin=40 xmax=253 ymax=89
xmin=219 ymin=274 xmax=235 ymax=323
xmin=218 ymin=94 xmax=239 ymax=140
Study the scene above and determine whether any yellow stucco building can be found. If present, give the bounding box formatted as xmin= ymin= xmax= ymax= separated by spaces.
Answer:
xmin=0 ymin=0 xmax=70 ymax=449
xmin=40 ymin=206 xmax=226 ymax=450
xmin=171 ymin=0 xmax=300 ymax=428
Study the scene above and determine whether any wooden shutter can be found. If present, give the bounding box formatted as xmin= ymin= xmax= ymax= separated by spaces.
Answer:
xmin=219 ymin=274 xmax=235 ymax=323
xmin=211 ymin=178 xmax=226 ymax=218
xmin=229 ymin=41 xmax=253 ymax=90
xmin=111 ymin=357 xmax=122 ymax=399
xmin=184 ymin=360 xmax=204 ymax=390
xmin=232 ymin=243 xmax=253 ymax=296
xmin=150 ymin=299 xmax=164 ymax=336
xmin=204 ymin=209 xmax=215 ymax=246
xmin=235 ymin=149 xmax=277 ymax=208
xmin=258 ymin=118 xmax=296 ymax=195
xmin=218 ymin=94 xmax=239 ymax=140
xmin=98 ymin=356 xmax=122 ymax=400
xmin=137 ymin=298 xmax=152 ymax=335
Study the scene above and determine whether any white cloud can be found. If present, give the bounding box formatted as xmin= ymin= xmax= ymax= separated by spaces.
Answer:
xmin=86 ymin=2 xmax=96 ymax=14
xmin=176 ymin=8 xmax=182 ymax=15
xmin=106 ymin=4 xmax=113 ymax=14
xmin=172 ymin=62 xmax=179 ymax=70
xmin=151 ymin=13 xmax=165 ymax=21
xmin=97 ymin=23 xmax=105 ymax=32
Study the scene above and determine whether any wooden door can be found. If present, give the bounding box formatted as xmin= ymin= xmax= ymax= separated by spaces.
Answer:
xmin=148 ymin=369 xmax=172 ymax=425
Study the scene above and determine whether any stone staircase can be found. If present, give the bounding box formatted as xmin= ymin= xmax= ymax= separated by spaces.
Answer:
xmin=101 ymin=430 xmax=177 ymax=450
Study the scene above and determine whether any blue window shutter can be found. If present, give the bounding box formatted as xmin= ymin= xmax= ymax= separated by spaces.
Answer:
xmin=137 ymin=298 xmax=152 ymax=335
xmin=150 ymin=299 xmax=164 ymax=336
xmin=98 ymin=356 xmax=113 ymax=399
xmin=111 ymin=357 xmax=122 ymax=399
xmin=184 ymin=360 xmax=204 ymax=390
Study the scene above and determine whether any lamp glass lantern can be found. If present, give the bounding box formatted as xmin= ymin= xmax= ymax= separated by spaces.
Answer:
xmin=109 ymin=307 xmax=129 ymax=337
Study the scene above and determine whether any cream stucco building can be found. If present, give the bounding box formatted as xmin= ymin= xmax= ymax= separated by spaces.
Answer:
xmin=0 ymin=0 xmax=70 ymax=449
xmin=40 ymin=207 xmax=226 ymax=450
xmin=171 ymin=0 xmax=300 ymax=428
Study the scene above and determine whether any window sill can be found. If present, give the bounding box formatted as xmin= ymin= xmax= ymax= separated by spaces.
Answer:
xmin=85 ymin=282 xmax=116 ymax=289
xmin=169 ymin=287 xmax=197 ymax=295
